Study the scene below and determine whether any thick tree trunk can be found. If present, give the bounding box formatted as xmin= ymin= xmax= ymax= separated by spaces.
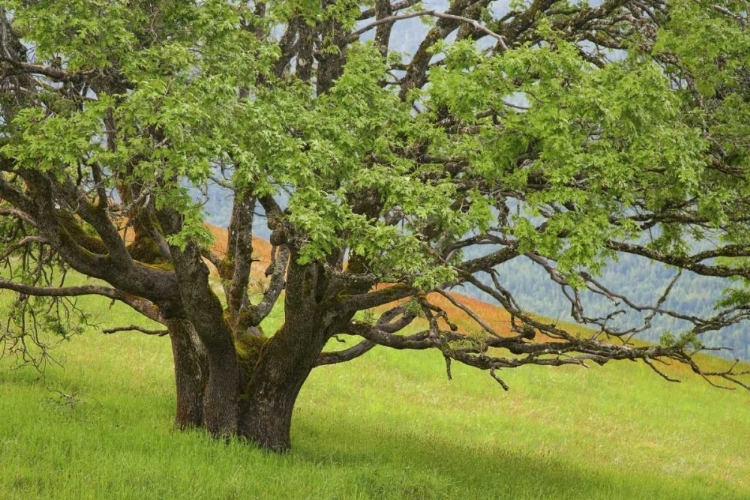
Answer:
xmin=163 ymin=243 xmax=335 ymax=449
xmin=166 ymin=318 xmax=208 ymax=429
xmin=239 ymin=370 xmax=310 ymax=451
xmin=202 ymin=342 xmax=240 ymax=437
xmin=168 ymin=324 xmax=330 ymax=450
xmin=168 ymin=317 xmax=241 ymax=436
xmin=237 ymin=332 xmax=321 ymax=452
xmin=165 ymin=236 xmax=241 ymax=437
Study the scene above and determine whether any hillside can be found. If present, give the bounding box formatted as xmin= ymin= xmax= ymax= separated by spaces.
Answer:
xmin=1 ymin=276 xmax=749 ymax=499
xmin=2 ymin=1 xmax=749 ymax=497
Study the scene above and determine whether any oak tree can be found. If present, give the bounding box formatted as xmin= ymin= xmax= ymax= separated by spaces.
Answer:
xmin=1 ymin=0 xmax=749 ymax=451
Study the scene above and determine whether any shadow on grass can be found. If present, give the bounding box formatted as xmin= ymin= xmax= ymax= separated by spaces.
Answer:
xmin=290 ymin=413 xmax=740 ymax=500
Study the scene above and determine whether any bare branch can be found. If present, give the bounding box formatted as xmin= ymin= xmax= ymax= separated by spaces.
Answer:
xmin=0 ymin=58 xmax=89 ymax=82
xmin=607 ymin=241 xmax=750 ymax=279
xmin=643 ymin=357 xmax=681 ymax=383
xmin=358 ymin=0 xmax=422 ymax=20
xmin=0 ymin=207 xmax=37 ymax=227
xmin=102 ymin=325 xmax=168 ymax=336
xmin=341 ymin=283 xmax=416 ymax=312
xmin=0 ymin=278 xmax=165 ymax=324
xmin=242 ymin=245 xmax=289 ymax=327
xmin=712 ymin=5 xmax=746 ymax=28
xmin=343 ymin=321 xmax=435 ymax=349
xmin=435 ymin=287 xmax=502 ymax=338
xmin=315 ymin=339 xmax=376 ymax=366
xmin=0 ymin=235 xmax=47 ymax=261
xmin=0 ymin=278 xmax=128 ymax=299
xmin=349 ymin=10 xmax=509 ymax=50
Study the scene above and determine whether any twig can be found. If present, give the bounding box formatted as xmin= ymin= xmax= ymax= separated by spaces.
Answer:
xmin=643 ymin=357 xmax=681 ymax=383
xmin=490 ymin=367 xmax=510 ymax=391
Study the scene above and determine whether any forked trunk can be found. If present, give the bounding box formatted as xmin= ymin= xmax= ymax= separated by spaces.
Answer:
xmin=202 ymin=341 xmax=240 ymax=437
xmin=168 ymin=317 xmax=240 ymax=436
xmin=168 ymin=311 xmax=326 ymax=450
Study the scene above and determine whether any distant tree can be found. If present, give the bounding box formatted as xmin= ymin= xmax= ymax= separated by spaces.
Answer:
xmin=1 ymin=0 xmax=749 ymax=451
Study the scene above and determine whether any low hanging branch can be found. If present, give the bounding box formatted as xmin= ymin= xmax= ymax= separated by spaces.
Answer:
xmin=0 ymin=235 xmax=48 ymax=261
xmin=0 ymin=278 xmax=127 ymax=299
xmin=0 ymin=207 xmax=37 ymax=227
xmin=0 ymin=278 xmax=165 ymax=324
xmin=102 ymin=325 xmax=169 ymax=336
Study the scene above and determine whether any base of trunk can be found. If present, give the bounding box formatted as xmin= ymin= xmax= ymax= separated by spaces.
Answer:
xmin=167 ymin=318 xmax=208 ymax=429
xmin=169 ymin=320 xmax=322 ymax=451
xmin=240 ymin=410 xmax=293 ymax=452
xmin=237 ymin=358 xmax=310 ymax=452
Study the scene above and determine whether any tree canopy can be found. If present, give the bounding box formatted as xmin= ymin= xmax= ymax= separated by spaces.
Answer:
xmin=1 ymin=0 xmax=749 ymax=450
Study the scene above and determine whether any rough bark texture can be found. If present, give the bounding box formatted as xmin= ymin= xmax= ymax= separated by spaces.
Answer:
xmin=166 ymin=314 xmax=322 ymax=451
xmin=166 ymin=318 xmax=208 ymax=429
xmin=238 ymin=350 xmax=311 ymax=450
xmin=172 ymin=245 xmax=240 ymax=437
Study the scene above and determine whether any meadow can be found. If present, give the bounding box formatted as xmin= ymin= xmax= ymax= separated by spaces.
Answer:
xmin=1 ymin=283 xmax=749 ymax=500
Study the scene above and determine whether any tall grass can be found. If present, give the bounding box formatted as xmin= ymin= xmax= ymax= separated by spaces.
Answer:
xmin=0 ymin=289 xmax=748 ymax=499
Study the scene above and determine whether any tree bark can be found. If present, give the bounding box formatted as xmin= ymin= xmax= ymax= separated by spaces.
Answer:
xmin=238 ymin=351 xmax=313 ymax=451
xmin=233 ymin=257 xmax=358 ymax=451
xmin=239 ymin=382 xmax=307 ymax=451
xmin=202 ymin=339 xmax=240 ymax=437
xmin=236 ymin=325 xmax=328 ymax=452
xmin=166 ymin=318 xmax=208 ymax=429
xmin=165 ymin=234 xmax=241 ymax=438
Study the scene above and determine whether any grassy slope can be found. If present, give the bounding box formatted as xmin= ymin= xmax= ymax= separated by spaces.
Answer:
xmin=1 ymin=296 xmax=748 ymax=500
xmin=1 ymin=229 xmax=749 ymax=499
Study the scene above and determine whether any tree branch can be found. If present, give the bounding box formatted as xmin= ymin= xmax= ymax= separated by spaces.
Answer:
xmin=358 ymin=0 xmax=422 ymax=20
xmin=0 ymin=206 xmax=37 ymax=227
xmin=349 ymin=10 xmax=509 ymax=50
xmin=0 ymin=235 xmax=48 ymax=261
xmin=0 ymin=58 xmax=89 ymax=82
xmin=607 ymin=240 xmax=750 ymax=279
xmin=341 ymin=283 xmax=416 ymax=312
xmin=314 ymin=339 xmax=376 ymax=366
xmin=242 ymin=245 xmax=289 ymax=327
xmin=0 ymin=277 xmax=165 ymax=323
xmin=102 ymin=325 xmax=169 ymax=336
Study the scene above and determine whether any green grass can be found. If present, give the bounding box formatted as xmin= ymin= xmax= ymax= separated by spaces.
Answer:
xmin=1 ymin=291 xmax=749 ymax=499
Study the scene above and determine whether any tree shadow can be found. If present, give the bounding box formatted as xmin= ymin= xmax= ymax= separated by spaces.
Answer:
xmin=290 ymin=412 xmax=741 ymax=500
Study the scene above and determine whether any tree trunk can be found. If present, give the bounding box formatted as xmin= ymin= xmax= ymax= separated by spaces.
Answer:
xmin=168 ymin=322 xmax=334 ymax=450
xmin=237 ymin=333 xmax=321 ymax=452
xmin=202 ymin=341 xmax=240 ymax=437
xmin=239 ymin=376 xmax=309 ymax=451
xmin=166 ymin=238 xmax=241 ymax=437
xmin=166 ymin=318 xmax=208 ymax=429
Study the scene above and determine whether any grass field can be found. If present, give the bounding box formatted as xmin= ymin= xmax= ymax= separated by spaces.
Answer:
xmin=1 ymin=286 xmax=749 ymax=500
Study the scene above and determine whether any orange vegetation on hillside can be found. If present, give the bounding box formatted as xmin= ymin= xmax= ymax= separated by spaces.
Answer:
xmin=96 ymin=222 xmax=750 ymax=374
